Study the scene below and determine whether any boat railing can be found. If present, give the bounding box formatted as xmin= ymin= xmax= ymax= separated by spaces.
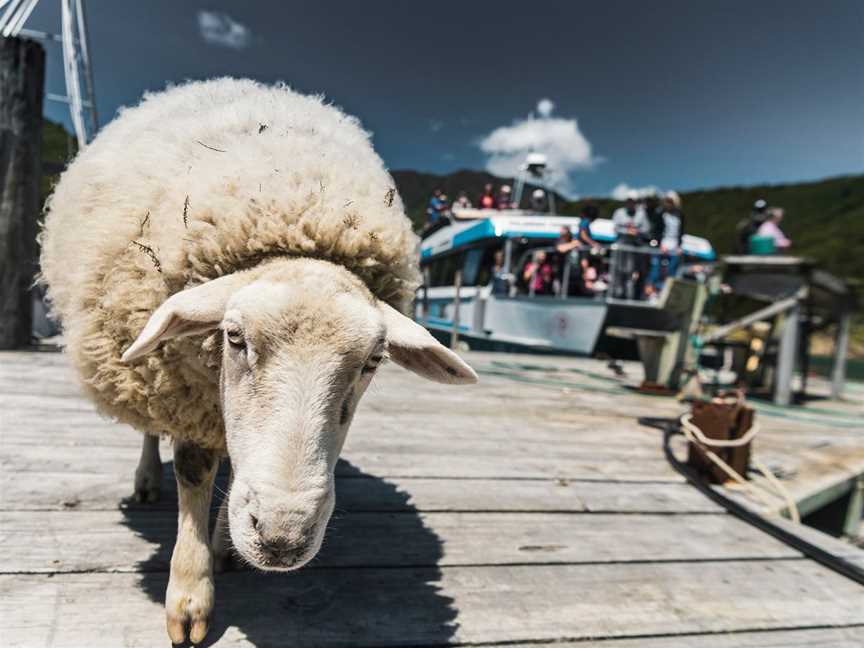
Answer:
xmin=605 ymin=242 xmax=681 ymax=303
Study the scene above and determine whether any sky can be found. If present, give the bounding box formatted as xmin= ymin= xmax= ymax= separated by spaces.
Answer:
xmin=27 ymin=0 xmax=864 ymax=198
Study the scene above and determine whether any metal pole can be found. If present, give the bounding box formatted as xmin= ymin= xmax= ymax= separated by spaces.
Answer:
xmin=75 ymin=0 xmax=98 ymax=132
xmin=451 ymin=270 xmax=462 ymax=350
xmin=701 ymin=291 xmax=804 ymax=345
xmin=421 ymin=267 xmax=430 ymax=325
xmin=560 ymin=254 xmax=570 ymax=299
xmin=831 ymin=310 xmax=851 ymax=400
xmin=607 ymin=245 xmax=617 ymax=302
xmin=774 ymin=301 xmax=800 ymax=406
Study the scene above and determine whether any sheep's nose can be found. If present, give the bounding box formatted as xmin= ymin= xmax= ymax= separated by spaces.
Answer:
xmin=250 ymin=514 xmax=313 ymax=564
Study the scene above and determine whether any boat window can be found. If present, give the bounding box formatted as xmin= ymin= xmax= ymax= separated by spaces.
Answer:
xmin=427 ymin=253 xmax=462 ymax=287
xmin=462 ymin=249 xmax=484 ymax=286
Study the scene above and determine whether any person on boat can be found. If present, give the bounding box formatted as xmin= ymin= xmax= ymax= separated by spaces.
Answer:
xmin=477 ymin=183 xmax=498 ymax=210
xmin=580 ymin=200 xmax=599 ymax=221
xmin=645 ymin=192 xmax=665 ymax=246
xmin=578 ymin=201 xmax=598 ymax=247
xmin=735 ymin=198 xmax=768 ymax=253
xmin=497 ymin=185 xmax=514 ymax=209
xmin=611 ymin=194 xmax=649 ymax=300
xmin=647 ymin=191 xmax=685 ymax=295
xmin=612 ymin=195 xmax=648 ymax=240
xmin=452 ymin=191 xmax=472 ymax=211
xmin=523 ymin=250 xmax=554 ymax=295
xmin=755 ymin=207 xmax=791 ymax=251
xmin=555 ymin=226 xmax=589 ymax=297
xmin=491 ymin=249 xmax=511 ymax=295
xmin=530 ymin=188 xmax=548 ymax=212
xmin=556 ymin=225 xmax=581 ymax=254
xmin=426 ymin=188 xmax=450 ymax=226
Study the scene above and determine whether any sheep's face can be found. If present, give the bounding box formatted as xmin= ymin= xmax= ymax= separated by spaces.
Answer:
xmin=219 ymin=279 xmax=385 ymax=571
xmin=121 ymin=258 xmax=477 ymax=572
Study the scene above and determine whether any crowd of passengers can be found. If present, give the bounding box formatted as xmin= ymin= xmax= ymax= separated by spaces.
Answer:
xmin=425 ymin=182 xmax=792 ymax=301
xmin=425 ymin=182 xmax=549 ymax=228
xmin=507 ymin=190 xmax=687 ymax=301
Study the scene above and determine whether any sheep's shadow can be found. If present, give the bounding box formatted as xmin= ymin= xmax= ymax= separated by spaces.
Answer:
xmin=120 ymin=458 xmax=457 ymax=647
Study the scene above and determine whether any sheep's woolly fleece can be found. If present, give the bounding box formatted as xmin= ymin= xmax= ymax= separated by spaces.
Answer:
xmin=39 ymin=78 xmax=420 ymax=451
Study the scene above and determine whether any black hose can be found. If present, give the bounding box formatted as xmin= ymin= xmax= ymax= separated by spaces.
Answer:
xmin=638 ymin=415 xmax=864 ymax=587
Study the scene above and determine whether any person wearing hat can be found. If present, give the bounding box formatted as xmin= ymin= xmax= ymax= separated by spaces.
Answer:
xmin=611 ymin=193 xmax=649 ymax=299
xmin=530 ymin=188 xmax=547 ymax=212
xmin=497 ymin=184 xmax=514 ymax=210
xmin=735 ymin=198 xmax=768 ymax=253
xmin=648 ymin=191 xmax=686 ymax=294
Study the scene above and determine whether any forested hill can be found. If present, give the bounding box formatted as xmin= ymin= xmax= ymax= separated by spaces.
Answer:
xmin=391 ymin=170 xmax=864 ymax=282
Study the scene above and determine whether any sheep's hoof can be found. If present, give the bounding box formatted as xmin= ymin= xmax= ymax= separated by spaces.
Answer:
xmin=133 ymin=467 xmax=162 ymax=504
xmin=166 ymin=574 xmax=214 ymax=644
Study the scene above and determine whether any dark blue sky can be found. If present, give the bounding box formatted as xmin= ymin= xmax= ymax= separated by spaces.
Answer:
xmin=29 ymin=0 xmax=864 ymax=197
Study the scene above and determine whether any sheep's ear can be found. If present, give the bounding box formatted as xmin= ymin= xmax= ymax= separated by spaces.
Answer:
xmin=378 ymin=302 xmax=478 ymax=384
xmin=122 ymin=274 xmax=244 ymax=362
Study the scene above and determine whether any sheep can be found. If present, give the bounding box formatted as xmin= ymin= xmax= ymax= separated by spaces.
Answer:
xmin=39 ymin=78 xmax=477 ymax=645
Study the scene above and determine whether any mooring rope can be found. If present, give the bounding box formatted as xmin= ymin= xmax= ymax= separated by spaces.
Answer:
xmin=639 ymin=415 xmax=864 ymax=587
xmin=679 ymin=413 xmax=801 ymax=523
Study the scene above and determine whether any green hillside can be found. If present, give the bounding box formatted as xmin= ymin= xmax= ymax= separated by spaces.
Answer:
xmin=40 ymin=118 xmax=77 ymax=206
xmin=392 ymin=170 xmax=864 ymax=282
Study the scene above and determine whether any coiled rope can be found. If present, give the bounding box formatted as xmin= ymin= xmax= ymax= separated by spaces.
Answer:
xmin=679 ymin=413 xmax=800 ymax=523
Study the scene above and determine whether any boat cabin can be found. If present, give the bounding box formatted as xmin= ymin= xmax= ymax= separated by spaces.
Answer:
xmin=416 ymin=208 xmax=716 ymax=356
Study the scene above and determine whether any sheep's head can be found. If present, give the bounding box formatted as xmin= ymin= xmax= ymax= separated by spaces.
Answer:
xmin=122 ymin=258 xmax=476 ymax=571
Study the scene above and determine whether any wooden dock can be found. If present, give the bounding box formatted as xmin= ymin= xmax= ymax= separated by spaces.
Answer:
xmin=1 ymin=349 xmax=863 ymax=647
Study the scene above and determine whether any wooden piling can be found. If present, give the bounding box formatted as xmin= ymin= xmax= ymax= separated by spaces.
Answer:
xmin=0 ymin=37 xmax=45 ymax=349
xmin=451 ymin=269 xmax=461 ymax=349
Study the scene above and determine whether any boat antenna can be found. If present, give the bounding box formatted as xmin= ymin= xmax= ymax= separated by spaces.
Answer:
xmin=1 ymin=0 xmax=99 ymax=148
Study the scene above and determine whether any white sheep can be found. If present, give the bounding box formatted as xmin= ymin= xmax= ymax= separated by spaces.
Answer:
xmin=39 ymin=78 xmax=477 ymax=645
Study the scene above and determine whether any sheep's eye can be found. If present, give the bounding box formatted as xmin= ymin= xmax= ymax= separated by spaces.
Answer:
xmin=225 ymin=328 xmax=246 ymax=350
xmin=361 ymin=352 xmax=384 ymax=376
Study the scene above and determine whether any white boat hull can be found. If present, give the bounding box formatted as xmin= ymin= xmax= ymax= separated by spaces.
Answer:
xmin=415 ymin=289 xmax=607 ymax=355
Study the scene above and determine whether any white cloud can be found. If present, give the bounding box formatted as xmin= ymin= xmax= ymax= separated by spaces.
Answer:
xmin=197 ymin=11 xmax=250 ymax=49
xmin=610 ymin=183 xmax=661 ymax=200
xmin=478 ymin=99 xmax=597 ymax=197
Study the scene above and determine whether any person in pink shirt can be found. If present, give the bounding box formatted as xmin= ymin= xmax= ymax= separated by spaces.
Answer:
xmin=756 ymin=207 xmax=791 ymax=250
xmin=523 ymin=250 xmax=554 ymax=295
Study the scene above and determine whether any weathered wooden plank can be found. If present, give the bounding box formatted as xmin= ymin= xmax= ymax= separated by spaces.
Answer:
xmin=0 ymin=462 xmax=720 ymax=513
xmin=2 ymin=561 xmax=862 ymax=647
xmin=515 ymin=626 xmax=864 ymax=647
xmin=0 ymin=441 xmax=682 ymax=482
xmin=0 ymin=510 xmax=797 ymax=573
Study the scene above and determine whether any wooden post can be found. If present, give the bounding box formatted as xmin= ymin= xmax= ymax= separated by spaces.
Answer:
xmin=774 ymin=301 xmax=800 ymax=406
xmin=0 ymin=37 xmax=45 ymax=349
xmin=451 ymin=269 xmax=461 ymax=350
xmin=831 ymin=310 xmax=851 ymax=400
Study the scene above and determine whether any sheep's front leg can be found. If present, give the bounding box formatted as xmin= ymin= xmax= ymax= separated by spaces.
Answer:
xmin=134 ymin=434 xmax=162 ymax=503
xmin=166 ymin=441 xmax=218 ymax=645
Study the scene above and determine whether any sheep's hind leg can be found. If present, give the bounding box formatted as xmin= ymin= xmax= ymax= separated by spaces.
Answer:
xmin=212 ymin=463 xmax=234 ymax=573
xmin=166 ymin=441 xmax=218 ymax=645
xmin=134 ymin=434 xmax=162 ymax=503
